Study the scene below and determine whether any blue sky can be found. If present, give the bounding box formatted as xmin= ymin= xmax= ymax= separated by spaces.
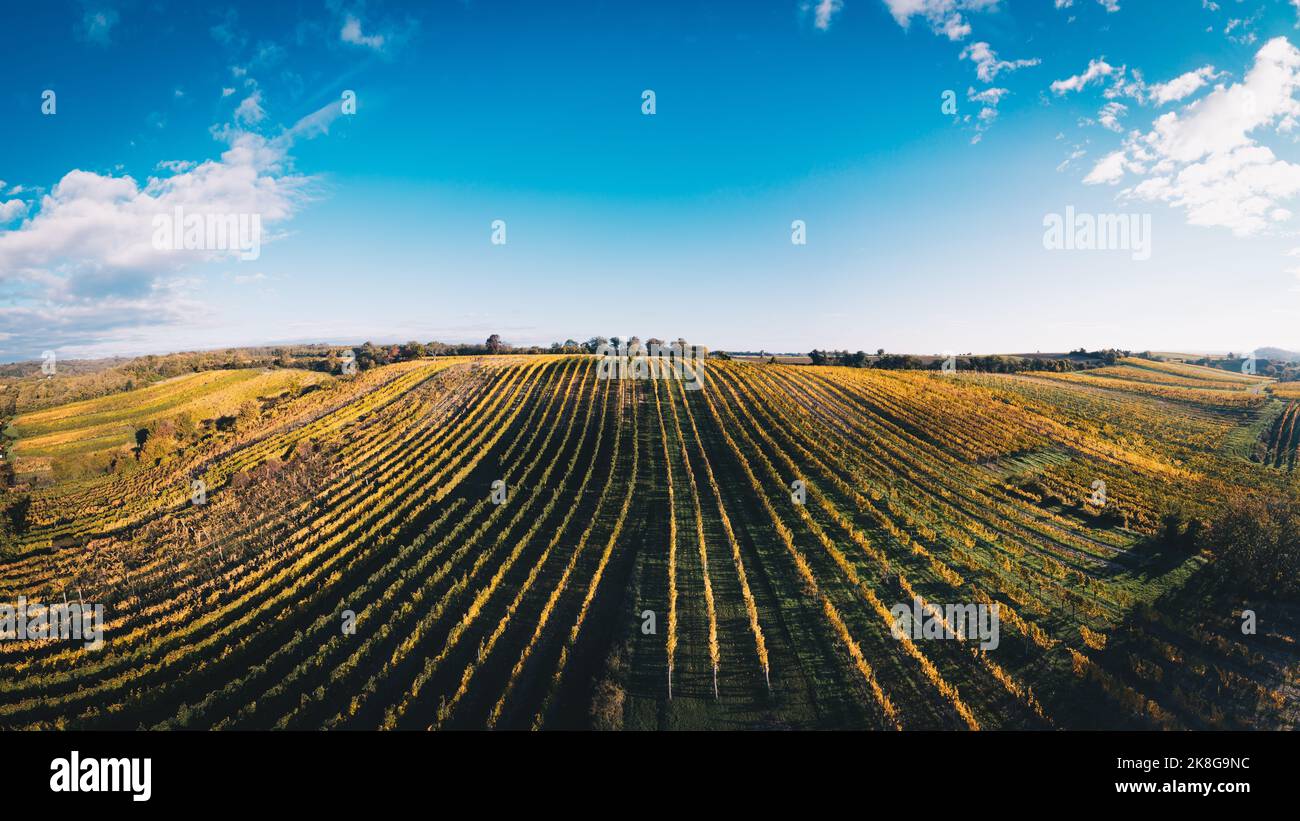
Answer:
xmin=3 ymin=0 xmax=1300 ymax=361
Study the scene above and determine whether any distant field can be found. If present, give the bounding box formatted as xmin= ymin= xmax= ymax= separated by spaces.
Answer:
xmin=1029 ymin=356 xmax=1271 ymax=408
xmin=0 ymin=356 xmax=1294 ymax=730
xmin=4 ymin=369 xmax=331 ymax=473
xmin=1114 ymin=357 xmax=1265 ymax=384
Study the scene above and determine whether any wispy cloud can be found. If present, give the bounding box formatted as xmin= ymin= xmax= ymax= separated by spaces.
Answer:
xmin=234 ymin=91 xmax=266 ymax=125
xmin=966 ymin=86 xmax=1010 ymax=143
xmin=881 ymin=0 xmax=1000 ymax=42
xmin=961 ymin=41 xmax=1040 ymax=83
xmin=1098 ymin=101 xmax=1127 ymax=131
xmin=881 ymin=4 xmax=1033 ymax=141
xmin=340 ymin=15 xmax=386 ymax=51
xmin=75 ymin=5 xmax=120 ymax=46
xmin=802 ymin=0 xmax=844 ymax=31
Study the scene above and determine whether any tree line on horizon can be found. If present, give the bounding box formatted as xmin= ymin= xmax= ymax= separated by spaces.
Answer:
xmin=0 ymin=335 xmax=706 ymax=414
xmin=9 ymin=338 xmax=1299 ymax=418
xmin=805 ymin=348 xmax=1127 ymax=373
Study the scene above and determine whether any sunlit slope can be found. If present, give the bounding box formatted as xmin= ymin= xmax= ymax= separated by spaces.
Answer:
xmin=0 ymin=357 xmax=1293 ymax=730
xmin=6 ymin=359 xmax=461 ymax=552
xmin=1028 ymin=357 xmax=1272 ymax=409
xmin=6 ymin=369 xmax=332 ymax=466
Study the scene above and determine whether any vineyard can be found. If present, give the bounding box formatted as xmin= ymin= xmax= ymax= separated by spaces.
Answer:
xmin=1256 ymin=402 xmax=1300 ymax=470
xmin=1 ymin=355 xmax=1296 ymax=730
xmin=5 ymin=368 xmax=332 ymax=479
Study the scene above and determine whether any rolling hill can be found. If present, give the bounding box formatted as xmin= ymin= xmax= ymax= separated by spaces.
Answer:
xmin=0 ymin=355 xmax=1295 ymax=730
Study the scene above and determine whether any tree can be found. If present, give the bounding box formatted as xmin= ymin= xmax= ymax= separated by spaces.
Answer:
xmin=486 ymin=334 xmax=506 ymax=354
xmin=1204 ymin=488 xmax=1300 ymax=596
xmin=138 ymin=418 xmax=179 ymax=463
xmin=174 ymin=410 xmax=199 ymax=441
xmin=355 ymin=342 xmax=378 ymax=371
xmin=236 ymin=400 xmax=260 ymax=430
xmin=400 ymin=340 xmax=428 ymax=359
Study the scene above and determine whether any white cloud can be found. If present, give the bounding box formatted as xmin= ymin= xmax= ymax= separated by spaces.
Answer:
xmin=961 ymin=41 xmax=1040 ymax=83
xmin=222 ymin=87 xmax=236 ymax=98
xmin=1225 ymin=15 xmax=1260 ymax=47
xmin=804 ymin=0 xmax=844 ymax=30
xmin=884 ymin=5 xmax=1026 ymax=140
xmin=0 ymin=137 xmax=301 ymax=281
xmin=882 ymin=0 xmax=1000 ymax=42
xmin=0 ymin=200 xmax=28 ymax=223
xmin=1145 ymin=41 xmax=1300 ymax=164
xmin=1084 ymin=150 xmax=1129 ymax=184
xmin=1097 ymin=0 xmax=1119 ymax=12
xmin=1050 ymin=58 xmax=1118 ymax=94
xmin=0 ymin=101 xmax=341 ymax=359
xmin=234 ymin=91 xmax=266 ymax=125
xmin=1147 ymin=66 xmax=1220 ymax=105
xmin=1051 ymin=60 xmax=1217 ymax=107
xmin=965 ymin=86 xmax=1009 ymax=142
xmin=1084 ymin=37 xmax=1300 ymax=236
xmin=341 ymin=15 xmax=385 ymax=50
xmin=1098 ymin=101 xmax=1127 ymax=131
xmin=968 ymin=86 xmax=1008 ymax=105
xmin=943 ymin=15 xmax=970 ymax=40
